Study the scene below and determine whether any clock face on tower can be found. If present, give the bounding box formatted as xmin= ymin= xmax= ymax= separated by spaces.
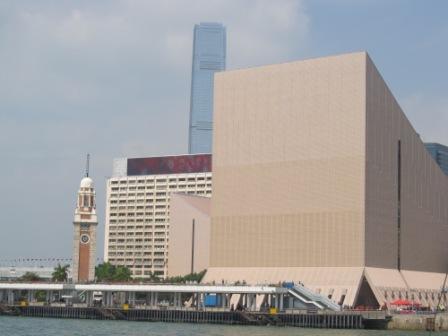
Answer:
xmin=80 ymin=234 xmax=90 ymax=244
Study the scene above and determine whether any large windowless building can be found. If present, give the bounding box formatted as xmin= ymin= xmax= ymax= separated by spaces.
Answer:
xmin=188 ymin=22 xmax=226 ymax=154
xmin=104 ymin=154 xmax=212 ymax=278
xmin=203 ymin=52 xmax=448 ymax=309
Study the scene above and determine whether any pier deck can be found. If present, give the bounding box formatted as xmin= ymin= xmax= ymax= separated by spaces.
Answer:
xmin=0 ymin=305 xmax=382 ymax=329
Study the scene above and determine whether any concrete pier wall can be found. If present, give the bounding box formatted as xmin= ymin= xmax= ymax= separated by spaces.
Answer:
xmin=388 ymin=314 xmax=448 ymax=331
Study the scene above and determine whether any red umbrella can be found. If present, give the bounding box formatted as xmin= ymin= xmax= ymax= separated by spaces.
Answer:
xmin=391 ymin=299 xmax=420 ymax=306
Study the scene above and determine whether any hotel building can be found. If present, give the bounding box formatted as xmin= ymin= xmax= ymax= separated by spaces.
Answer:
xmin=104 ymin=154 xmax=212 ymax=278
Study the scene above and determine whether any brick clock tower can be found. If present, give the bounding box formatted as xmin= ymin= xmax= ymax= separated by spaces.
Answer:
xmin=72 ymin=159 xmax=98 ymax=283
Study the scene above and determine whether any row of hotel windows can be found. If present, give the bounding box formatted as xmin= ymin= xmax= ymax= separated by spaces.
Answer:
xmin=108 ymin=259 xmax=165 ymax=263
xmin=109 ymin=214 xmax=167 ymax=220
xmin=108 ymin=246 xmax=166 ymax=251
xmin=109 ymin=232 xmax=166 ymax=237
xmin=110 ymin=202 xmax=169 ymax=207
xmin=109 ymin=246 xmax=167 ymax=250
xmin=108 ymin=244 xmax=166 ymax=249
xmin=109 ymin=190 xmax=211 ymax=198
xmin=131 ymin=271 xmax=165 ymax=276
xmin=109 ymin=210 xmax=168 ymax=215
xmin=110 ymin=176 xmax=211 ymax=184
xmin=108 ymin=220 xmax=168 ymax=225
xmin=108 ymin=256 xmax=165 ymax=260
xmin=107 ymin=259 xmax=165 ymax=264
xmin=107 ymin=260 xmax=165 ymax=265
xmin=108 ymin=241 xmax=167 ymax=246
xmin=108 ymin=251 xmax=164 ymax=256
xmin=108 ymin=233 xmax=167 ymax=239
xmin=110 ymin=212 xmax=168 ymax=217
xmin=110 ymin=183 xmax=211 ymax=191
xmin=108 ymin=242 xmax=166 ymax=245
xmin=108 ymin=226 xmax=167 ymax=231
xmin=108 ymin=239 xmax=167 ymax=244
xmin=110 ymin=204 xmax=168 ymax=209
xmin=108 ymin=233 xmax=166 ymax=237
xmin=104 ymin=269 xmax=165 ymax=276
xmin=108 ymin=237 xmax=166 ymax=241
xmin=108 ymin=219 xmax=167 ymax=224
xmin=110 ymin=205 xmax=169 ymax=211
xmin=108 ymin=235 xmax=166 ymax=241
xmin=111 ymin=231 xmax=166 ymax=235
xmin=109 ymin=214 xmax=168 ymax=218
xmin=109 ymin=192 xmax=211 ymax=203
xmin=109 ymin=208 xmax=168 ymax=213
xmin=110 ymin=211 xmax=168 ymax=214
xmin=108 ymin=237 xmax=165 ymax=242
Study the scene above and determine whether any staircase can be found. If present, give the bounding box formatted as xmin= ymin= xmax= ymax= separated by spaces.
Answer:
xmin=111 ymin=309 xmax=127 ymax=320
xmin=94 ymin=307 xmax=116 ymax=320
xmin=237 ymin=311 xmax=264 ymax=325
xmin=288 ymin=285 xmax=341 ymax=311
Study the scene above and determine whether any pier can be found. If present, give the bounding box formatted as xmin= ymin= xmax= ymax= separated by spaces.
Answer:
xmin=0 ymin=305 xmax=372 ymax=329
xmin=0 ymin=282 xmax=389 ymax=329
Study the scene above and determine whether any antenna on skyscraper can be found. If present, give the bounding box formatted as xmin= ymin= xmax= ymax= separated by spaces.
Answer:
xmin=85 ymin=154 xmax=90 ymax=177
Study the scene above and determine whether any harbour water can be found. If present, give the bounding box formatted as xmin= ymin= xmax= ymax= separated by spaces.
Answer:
xmin=1 ymin=316 xmax=447 ymax=336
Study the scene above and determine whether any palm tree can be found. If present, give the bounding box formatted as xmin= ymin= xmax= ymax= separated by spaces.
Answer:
xmin=52 ymin=264 xmax=69 ymax=282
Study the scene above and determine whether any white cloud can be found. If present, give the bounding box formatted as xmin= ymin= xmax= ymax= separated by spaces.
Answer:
xmin=0 ymin=0 xmax=310 ymax=259
xmin=1 ymin=0 xmax=310 ymax=110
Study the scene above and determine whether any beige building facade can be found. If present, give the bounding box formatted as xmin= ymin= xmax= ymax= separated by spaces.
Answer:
xmin=167 ymin=194 xmax=211 ymax=277
xmin=204 ymin=52 xmax=448 ymax=308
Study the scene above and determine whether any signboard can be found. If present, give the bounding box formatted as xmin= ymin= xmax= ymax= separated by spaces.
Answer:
xmin=127 ymin=154 xmax=212 ymax=176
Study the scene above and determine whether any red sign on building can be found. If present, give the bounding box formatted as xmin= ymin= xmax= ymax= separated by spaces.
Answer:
xmin=127 ymin=154 xmax=212 ymax=176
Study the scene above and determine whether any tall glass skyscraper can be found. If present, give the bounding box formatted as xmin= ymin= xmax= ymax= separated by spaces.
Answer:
xmin=425 ymin=142 xmax=448 ymax=175
xmin=188 ymin=22 xmax=226 ymax=154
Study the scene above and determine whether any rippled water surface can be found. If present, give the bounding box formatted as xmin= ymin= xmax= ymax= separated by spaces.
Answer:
xmin=1 ymin=316 xmax=447 ymax=336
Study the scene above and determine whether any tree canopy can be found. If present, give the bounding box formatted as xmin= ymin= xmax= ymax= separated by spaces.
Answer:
xmin=19 ymin=272 xmax=41 ymax=282
xmin=164 ymin=270 xmax=206 ymax=284
xmin=94 ymin=263 xmax=206 ymax=284
xmin=95 ymin=262 xmax=132 ymax=282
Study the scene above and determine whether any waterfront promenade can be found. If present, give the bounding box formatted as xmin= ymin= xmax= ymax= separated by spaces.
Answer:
xmin=5 ymin=282 xmax=448 ymax=330
xmin=0 ymin=281 xmax=388 ymax=329
xmin=0 ymin=304 xmax=380 ymax=329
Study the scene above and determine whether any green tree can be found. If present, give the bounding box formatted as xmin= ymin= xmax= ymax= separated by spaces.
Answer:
xmin=113 ymin=265 xmax=132 ymax=281
xmin=35 ymin=290 xmax=47 ymax=302
xmin=95 ymin=262 xmax=115 ymax=282
xmin=165 ymin=270 xmax=206 ymax=284
xmin=95 ymin=262 xmax=132 ymax=282
xmin=52 ymin=264 xmax=69 ymax=282
xmin=19 ymin=272 xmax=41 ymax=282
xmin=183 ymin=270 xmax=206 ymax=283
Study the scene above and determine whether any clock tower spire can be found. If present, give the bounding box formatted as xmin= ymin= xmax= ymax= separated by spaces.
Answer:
xmin=72 ymin=155 xmax=98 ymax=283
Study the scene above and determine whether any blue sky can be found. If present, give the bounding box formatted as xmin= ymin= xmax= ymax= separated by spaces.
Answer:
xmin=0 ymin=0 xmax=447 ymax=262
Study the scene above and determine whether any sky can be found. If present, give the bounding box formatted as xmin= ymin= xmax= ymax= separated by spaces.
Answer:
xmin=0 ymin=0 xmax=447 ymax=263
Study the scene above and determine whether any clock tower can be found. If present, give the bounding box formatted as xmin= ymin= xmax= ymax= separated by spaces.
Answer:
xmin=72 ymin=156 xmax=98 ymax=283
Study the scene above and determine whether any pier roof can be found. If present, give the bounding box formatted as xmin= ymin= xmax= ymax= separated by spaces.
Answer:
xmin=0 ymin=282 xmax=287 ymax=294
